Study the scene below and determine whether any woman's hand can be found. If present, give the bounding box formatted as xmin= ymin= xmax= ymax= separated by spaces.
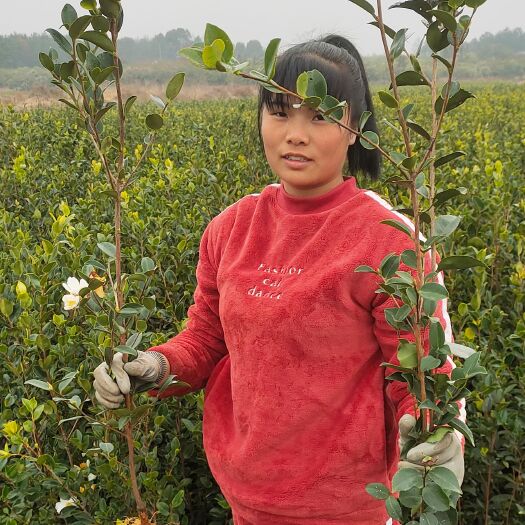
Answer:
xmin=93 ymin=351 xmax=170 ymax=408
xmin=398 ymin=414 xmax=464 ymax=486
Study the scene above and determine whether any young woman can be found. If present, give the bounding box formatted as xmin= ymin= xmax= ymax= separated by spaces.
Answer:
xmin=94 ymin=34 xmax=465 ymax=525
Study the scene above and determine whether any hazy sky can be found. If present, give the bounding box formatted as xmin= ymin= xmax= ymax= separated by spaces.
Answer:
xmin=2 ymin=0 xmax=524 ymax=55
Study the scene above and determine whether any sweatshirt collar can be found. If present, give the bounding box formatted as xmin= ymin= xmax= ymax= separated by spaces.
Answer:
xmin=275 ymin=176 xmax=358 ymax=215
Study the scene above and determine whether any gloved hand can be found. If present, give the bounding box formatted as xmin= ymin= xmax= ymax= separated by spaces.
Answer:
xmin=93 ymin=351 xmax=169 ymax=409
xmin=398 ymin=414 xmax=464 ymax=486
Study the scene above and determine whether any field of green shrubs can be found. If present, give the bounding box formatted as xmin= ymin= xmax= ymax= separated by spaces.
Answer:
xmin=1 ymin=84 xmax=524 ymax=524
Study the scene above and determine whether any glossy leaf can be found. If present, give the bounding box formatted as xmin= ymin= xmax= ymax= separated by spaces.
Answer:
xmin=407 ymin=120 xmax=431 ymax=140
xmin=435 ymin=214 xmax=461 ymax=237
xmin=368 ymin=21 xmax=396 ymax=39
xmin=264 ymin=38 xmax=281 ymax=79
xmin=61 ymin=4 xmax=78 ymax=28
xmin=97 ymin=241 xmax=116 ymax=258
xmin=124 ymin=95 xmax=137 ymax=117
xmin=398 ymin=341 xmax=418 ymax=368
xmin=179 ymin=47 xmax=205 ymax=67
xmin=437 ymin=255 xmax=486 ymax=271
xmin=39 ymin=52 xmax=55 ymax=72
xmin=347 ymin=0 xmax=376 ymax=16
xmin=390 ymin=1 xmax=433 ymax=23
xmin=435 ymin=89 xmax=475 ymax=114
xmin=69 ymin=15 xmax=93 ymax=39
xmin=166 ymin=72 xmax=185 ymax=100
xmin=390 ymin=29 xmax=408 ymax=59
xmin=386 ymin=496 xmax=403 ymax=521
xmin=80 ymin=31 xmax=115 ymax=52
xmin=99 ymin=0 xmax=121 ymax=18
xmin=360 ymin=130 xmax=380 ymax=150
xmin=366 ymin=483 xmax=390 ymax=500
xmin=204 ymin=23 xmax=234 ymax=63
xmin=427 ymin=21 xmax=450 ymax=52
xmin=378 ymin=90 xmax=398 ymax=108
xmin=393 ymin=71 xmax=430 ymax=88
xmin=434 ymin=150 xmax=465 ymax=168
xmin=46 ymin=29 xmax=73 ymax=55
xmin=145 ymin=113 xmax=164 ymax=130
xmin=430 ymin=9 xmax=458 ymax=31
xmin=420 ymin=283 xmax=449 ymax=301
xmin=422 ymin=483 xmax=450 ymax=512
xmin=392 ymin=467 xmax=424 ymax=492
xmin=427 ymin=466 xmax=463 ymax=493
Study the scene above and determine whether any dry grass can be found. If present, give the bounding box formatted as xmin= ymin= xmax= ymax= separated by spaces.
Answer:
xmin=0 ymin=83 xmax=258 ymax=109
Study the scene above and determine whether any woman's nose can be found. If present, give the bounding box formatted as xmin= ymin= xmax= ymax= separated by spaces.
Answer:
xmin=285 ymin=120 xmax=309 ymax=145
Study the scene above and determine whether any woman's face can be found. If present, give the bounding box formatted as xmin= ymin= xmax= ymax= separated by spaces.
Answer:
xmin=260 ymin=98 xmax=356 ymax=198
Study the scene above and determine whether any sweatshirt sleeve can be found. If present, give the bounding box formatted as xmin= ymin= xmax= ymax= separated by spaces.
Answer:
xmin=146 ymin=217 xmax=228 ymax=399
xmin=371 ymin=249 xmax=466 ymax=431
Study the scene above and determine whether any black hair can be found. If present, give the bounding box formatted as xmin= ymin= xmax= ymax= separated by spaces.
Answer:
xmin=257 ymin=34 xmax=380 ymax=181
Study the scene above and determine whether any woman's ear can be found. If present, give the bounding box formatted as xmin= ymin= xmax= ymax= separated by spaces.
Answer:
xmin=347 ymin=130 xmax=357 ymax=147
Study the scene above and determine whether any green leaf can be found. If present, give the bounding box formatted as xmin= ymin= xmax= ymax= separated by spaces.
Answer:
xmin=118 ymin=304 xmax=143 ymax=315
xmin=69 ymin=15 xmax=93 ymax=39
xmin=427 ymin=466 xmax=462 ymax=493
xmin=46 ymin=28 xmax=73 ymax=55
xmin=385 ymin=496 xmax=403 ymax=521
xmin=97 ymin=241 xmax=116 ymax=258
xmin=378 ymin=90 xmax=398 ymax=108
xmin=299 ymin=69 xmax=328 ymax=100
xmin=399 ymin=487 xmax=423 ymax=508
xmin=465 ymin=0 xmax=487 ymax=6
xmin=347 ymin=0 xmax=376 ymax=15
xmin=264 ymin=38 xmax=281 ymax=79
xmin=392 ymin=467 xmax=424 ymax=492
xmin=393 ymin=70 xmax=430 ymax=88
xmin=39 ymin=52 xmax=55 ymax=72
xmin=124 ymin=95 xmax=137 ymax=117
xmin=80 ymin=31 xmax=115 ymax=52
xmin=430 ymin=9 xmax=458 ymax=31
xmin=447 ymin=342 xmax=475 ymax=358
xmin=435 ymin=89 xmax=475 ymax=114
xmin=141 ymin=257 xmax=156 ymax=273
xmin=179 ymin=47 xmax=204 ymax=67
xmin=360 ymin=130 xmax=380 ymax=150
xmin=359 ymin=110 xmax=372 ymax=130
xmin=380 ymin=219 xmax=413 ymax=239
xmin=433 ymin=187 xmax=467 ymax=207
xmin=92 ymin=15 xmax=110 ymax=32
xmin=319 ymin=96 xmax=346 ymax=120
xmin=427 ymin=21 xmax=450 ymax=52
xmin=420 ymin=283 xmax=449 ymax=301
xmin=380 ymin=253 xmax=400 ymax=278
xmin=368 ymin=21 xmax=397 ymax=39
xmin=202 ymin=39 xmax=225 ymax=68
xmin=437 ymin=255 xmax=486 ymax=271
xmin=365 ymin=482 xmax=390 ymax=500
xmin=432 ymin=53 xmax=453 ymax=73
xmin=126 ymin=332 xmax=143 ymax=349
xmin=204 ymin=23 xmax=234 ymax=62
xmin=401 ymin=249 xmax=417 ymax=269
xmin=114 ymin=345 xmax=138 ymax=356
xmin=390 ymin=1 xmax=433 ymax=23
xmin=61 ymin=4 xmax=78 ymax=28
xmin=80 ymin=0 xmax=97 ymax=9
xmin=422 ymin=483 xmax=450 ymax=512
xmin=99 ymin=441 xmax=114 ymax=453
xmin=407 ymin=120 xmax=431 ymax=141
xmin=166 ymin=72 xmax=185 ymax=100
xmin=99 ymin=0 xmax=121 ymax=18
xmin=421 ymin=355 xmax=441 ymax=371
xmin=435 ymin=214 xmax=461 ymax=237
xmin=355 ymin=265 xmax=376 ymax=273
xmin=24 ymin=379 xmax=52 ymax=391
xmin=390 ymin=28 xmax=408 ymax=60
xmin=91 ymin=66 xmax=116 ymax=85
xmin=398 ymin=341 xmax=418 ymax=369
xmin=420 ymin=514 xmax=440 ymax=525
xmin=145 ymin=114 xmax=164 ymax=130
xmin=448 ymin=418 xmax=475 ymax=446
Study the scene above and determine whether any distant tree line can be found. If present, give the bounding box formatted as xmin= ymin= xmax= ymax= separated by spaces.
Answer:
xmin=0 ymin=28 xmax=265 ymax=68
xmin=0 ymin=28 xmax=523 ymax=90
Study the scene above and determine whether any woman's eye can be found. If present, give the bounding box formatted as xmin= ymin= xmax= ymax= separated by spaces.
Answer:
xmin=272 ymin=111 xmax=287 ymax=117
xmin=313 ymin=113 xmax=325 ymax=121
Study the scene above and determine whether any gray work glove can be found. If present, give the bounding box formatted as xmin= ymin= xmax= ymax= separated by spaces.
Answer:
xmin=398 ymin=414 xmax=465 ymax=486
xmin=93 ymin=351 xmax=169 ymax=409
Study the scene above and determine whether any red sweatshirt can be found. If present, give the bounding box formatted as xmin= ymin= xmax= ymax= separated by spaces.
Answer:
xmin=148 ymin=176 xmax=465 ymax=525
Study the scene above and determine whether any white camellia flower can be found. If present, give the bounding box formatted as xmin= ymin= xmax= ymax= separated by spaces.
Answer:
xmin=55 ymin=497 xmax=77 ymax=513
xmin=61 ymin=277 xmax=89 ymax=311
xmin=62 ymin=277 xmax=89 ymax=296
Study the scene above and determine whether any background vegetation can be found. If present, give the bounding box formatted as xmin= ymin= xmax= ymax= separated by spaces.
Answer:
xmin=0 ymin=83 xmax=524 ymax=523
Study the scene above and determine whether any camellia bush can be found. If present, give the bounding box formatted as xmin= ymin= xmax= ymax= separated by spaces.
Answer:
xmin=1 ymin=1 xmax=524 ymax=525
